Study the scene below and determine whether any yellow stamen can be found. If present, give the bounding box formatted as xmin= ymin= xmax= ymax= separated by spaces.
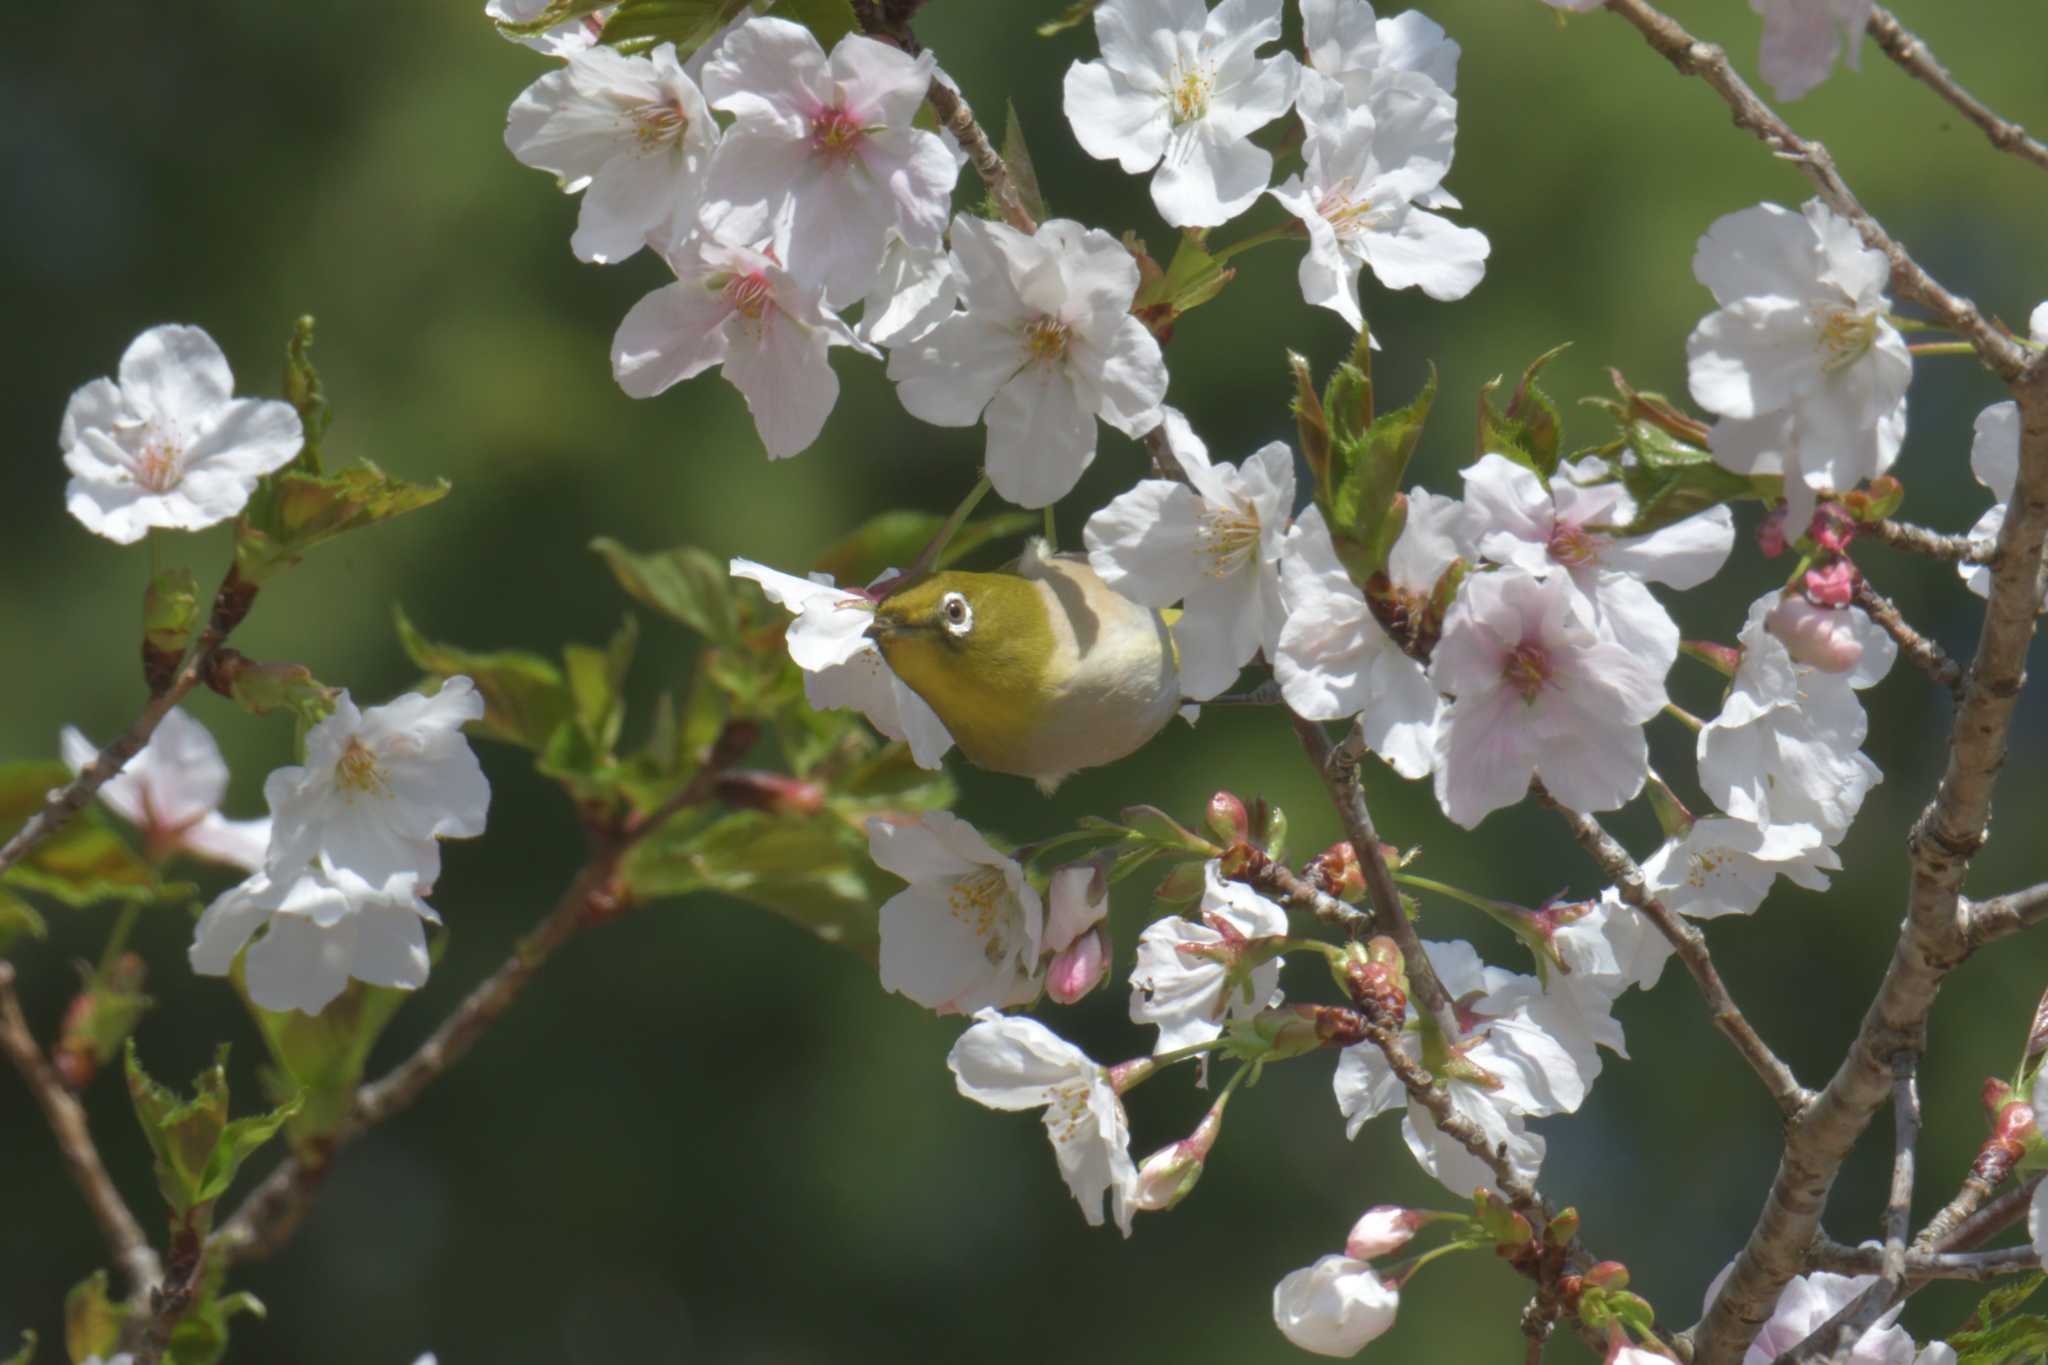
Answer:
xmin=1198 ymin=499 xmax=1262 ymax=578
xmin=1502 ymin=643 xmax=1553 ymax=702
xmin=1168 ymin=62 xmax=1214 ymax=125
xmin=1024 ymin=315 xmax=1073 ymax=363
xmin=1815 ymin=306 xmax=1879 ymax=372
xmin=334 ymin=737 xmax=389 ymax=799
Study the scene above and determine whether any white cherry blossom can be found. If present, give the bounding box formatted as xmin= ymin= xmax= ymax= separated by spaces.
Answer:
xmin=1429 ymin=568 xmax=1668 ymax=828
xmin=1272 ymin=1254 xmax=1400 ymax=1357
xmin=1749 ymin=0 xmax=1873 ymax=103
xmin=1461 ymin=451 xmax=1734 ymax=668
xmin=613 ymin=229 xmax=874 ymax=459
xmin=728 ymin=558 xmax=954 ymax=767
xmin=1302 ymin=0 xmax=1460 ymax=104
xmin=190 ymin=864 xmax=439 ymax=1015
xmin=1698 ymin=592 xmax=1894 ymax=842
xmin=262 ymin=679 xmax=490 ymax=892
xmin=1273 ymin=502 xmax=1458 ymax=778
xmin=1711 ymin=1262 xmax=1956 ymax=1364
xmin=486 ymin=0 xmax=607 ymax=56
xmin=887 ymin=215 xmax=1167 ymax=508
xmin=1642 ymin=816 xmax=1839 ymax=919
xmin=62 ymin=325 xmax=303 ymax=545
xmin=1062 ymin=0 xmax=1300 ymax=228
xmin=868 ymin=813 xmax=1043 ymax=1014
xmin=1960 ymin=400 xmax=2019 ymax=599
xmin=1687 ymin=200 xmax=1911 ymax=523
xmin=700 ymin=19 xmax=957 ymax=305
xmin=1548 ymin=890 xmax=1673 ymax=1032
xmin=857 ymin=234 xmax=960 ymax=349
xmin=1270 ymin=69 xmax=1488 ymax=330
xmin=1129 ymin=862 xmax=1286 ymax=1053
xmin=947 ymin=1010 xmax=1139 ymax=1234
xmin=1083 ymin=409 xmax=1293 ymax=699
xmin=61 ymin=709 xmax=269 ymax=871
xmin=504 ymin=42 xmax=718 ymax=265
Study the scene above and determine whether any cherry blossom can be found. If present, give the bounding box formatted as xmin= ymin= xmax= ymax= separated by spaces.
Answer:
xmin=61 ymin=709 xmax=269 ymax=871
xmin=1642 ymin=816 xmax=1839 ymax=919
xmin=1272 ymin=1254 xmax=1400 ymax=1356
xmin=486 ymin=0 xmax=606 ymax=56
xmin=700 ymin=18 xmax=957 ymax=305
xmin=1960 ymin=400 xmax=2019 ymax=599
xmin=887 ymin=215 xmax=1167 ymax=508
xmin=1301 ymin=1 xmax=1461 ymax=105
xmin=1129 ymin=862 xmax=1286 ymax=1053
xmin=1428 ymin=568 xmax=1668 ymax=828
xmin=613 ymin=229 xmax=874 ymax=459
xmin=1274 ymin=500 xmax=1462 ymax=779
xmin=857 ymin=234 xmax=960 ymax=349
xmin=61 ymin=324 xmax=303 ymax=545
xmin=504 ymin=42 xmax=718 ymax=265
xmin=1062 ymin=0 xmax=1300 ymax=228
xmin=1698 ymin=592 xmax=1894 ymax=842
xmin=1687 ymin=200 xmax=1911 ymax=526
xmin=189 ymin=864 xmax=440 ymax=1015
xmin=1547 ymin=890 xmax=1673 ymax=1038
xmin=1082 ymin=409 xmax=1293 ymax=699
xmin=262 ymin=679 xmax=490 ymax=892
xmin=1709 ymin=1262 xmax=1956 ymax=1364
xmin=1749 ymin=0 xmax=1874 ymax=103
xmin=1270 ymin=68 xmax=1488 ymax=330
xmin=947 ymin=1010 xmax=1139 ymax=1234
xmin=728 ymin=558 xmax=954 ymax=767
xmin=868 ymin=813 xmax=1044 ymax=1014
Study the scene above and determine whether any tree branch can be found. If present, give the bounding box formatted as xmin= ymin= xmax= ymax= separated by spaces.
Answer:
xmin=0 ymin=961 xmax=162 ymax=1294
xmin=1535 ymin=788 xmax=1810 ymax=1118
xmin=1962 ymin=880 xmax=2048 ymax=947
xmin=1854 ymin=580 xmax=1963 ymax=701
xmin=1358 ymin=1013 xmax=1541 ymax=1212
xmin=1805 ymin=1242 xmax=2039 ymax=1283
xmin=1866 ymin=519 xmax=1993 ymax=564
xmin=1227 ymin=850 xmax=1373 ymax=936
xmin=1866 ymin=6 xmax=2048 ymax=177
xmin=1599 ymin=0 xmax=2031 ymax=383
xmin=1290 ymin=713 xmax=1461 ymax=1046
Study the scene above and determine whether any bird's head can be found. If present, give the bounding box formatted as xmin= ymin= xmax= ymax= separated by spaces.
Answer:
xmin=866 ymin=571 xmax=1059 ymax=731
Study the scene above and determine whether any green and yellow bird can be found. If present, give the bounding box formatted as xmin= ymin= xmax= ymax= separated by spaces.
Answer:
xmin=866 ymin=538 xmax=1181 ymax=791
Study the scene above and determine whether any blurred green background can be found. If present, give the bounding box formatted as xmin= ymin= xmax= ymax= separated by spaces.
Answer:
xmin=5 ymin=1 xmax=2046 ymax=1360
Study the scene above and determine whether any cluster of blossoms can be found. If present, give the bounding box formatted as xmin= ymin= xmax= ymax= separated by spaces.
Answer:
xmin=500 ymin=0 xmax=1488 ymax=504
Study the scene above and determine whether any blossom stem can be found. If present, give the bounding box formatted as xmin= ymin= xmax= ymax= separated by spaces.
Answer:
xmin=1906 ymin=341 xmax=1977 ymax=357
xmin=904 ymin=474 xmax=993 ymax=582
xmin=1209 ymin=220 xmax=1305 ymax=267
xmin=1391 ymin=872 xmax=1521 ymax=928
xmin=98 ymin=902 xmax=144 ymax=978
xmin=1660 ymin=702 xmax=1703 ymax=733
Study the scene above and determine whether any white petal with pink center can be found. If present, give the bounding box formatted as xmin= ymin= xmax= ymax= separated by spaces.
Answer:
xmin=613 ymin=230 xmax=874 ymax=459
xmin=869 ymin=813 xmax=1044 ymax=1015
xmin=61 ymin=709 xmax=269 ymax=872
xmin=1428 ymin=568 xmax=1668 ymax=828
xmin=504 ymin=42 xmax=719 ymax=265
xmin=1062 ymin=0 xmax=1301 ymax=228
xmin=728 ymin=558 xmax=954 ymax=767
xmin=947 ymin=1010 xmax=1139 ymax=1235
xmin=700 ymin=18 xmax=957 ymax=306
xmin=1642 ymin=816 xmax=1839 ymax=919
xmin=1129 ymin=862 xmax=1287 ymax=1053
xmin=61 ymin=325 xmax=303 ymax=546
xmin=887 ymin=215 xmax=1167 ymax=508
xmin=1272 ymin=1254 xmax=1400 ymax=1357
xmin=1083 ymin=409 xmax=1294 ymax=699
xmin=190 ymin=864 xmax=440 ymax=1015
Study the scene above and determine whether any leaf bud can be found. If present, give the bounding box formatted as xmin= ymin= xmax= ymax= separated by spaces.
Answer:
xmin=1205 ymin=790 xmax=1250 ymax=846
xmin=1307 ymin=840 xmax=1366 ymax=902
xmin=713 ymin=770 xmax=824 ymax=819
xmin=141 ymin=568 xmax=201 ymax=695
xmin=54 ymin=955 xmax=150 ymax=1091
xmin=202 ymin=650 xmax=337 ymax=722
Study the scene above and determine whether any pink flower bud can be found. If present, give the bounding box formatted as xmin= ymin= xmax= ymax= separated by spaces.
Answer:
xmin=1802 ymin=559 xmax=1858 ymax=607
xmin=1757 ymin=504 xmax=1789 ymax=558
xmin=1132 ymin=1139 xmax=1206 ymax=1212
xmin=1345 ymin=1206 xmax=1421 ymax=1259
xmin=1765 ymin=596 xmax=1864 ymax=672
xmin=1808 ymin=503 xmax=1858 ymax=555
xmin=1045 ymin=925 xmax=1111 ymax=1006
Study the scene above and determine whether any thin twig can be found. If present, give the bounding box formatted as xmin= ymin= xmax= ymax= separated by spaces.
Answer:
xmin=1359 ymin=1013 xmax=1540 ymax=1211
xmin=1867 ymin=519 xmax=1993 ymax=564
xmin=1962 ymin=880 xmax=2048 ymax=947
xmin=1933 ymin=1173 xmax=2042 ymax=1254
xmin=1855 ymin=580 xmax=1964 ymax=701
xmin=1290 ymin=713 xmax=1460 ymax=1045
xmin=1600 ymin=0 xmax=2030 ymax=384
xmin=1227 ymin=852 xmax=1372 ymax=936
xmin=0 ymin=961 xmax=162 ymax=1294
xmin=1805 ymin=1242 xmax=2040 ymax=1283
xmin=1866 ymin=7 xmax=2048 ymax=176
xmin=1535 ymin=787 xmax=1810 ymax=1117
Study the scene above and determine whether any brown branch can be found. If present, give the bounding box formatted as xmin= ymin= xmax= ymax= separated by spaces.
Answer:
xmin=1866 ymin=7 xmax=2048 ymax=176
xmin=1535 ymin=788 xmax=1810 ymax=1117
xmin=1290 ymin=713 xmax=1461 ymax=1046
xmin=1228 ymin=851 xmax=1372 ymax=936
xmin=0 ymin=569 xmax=249 ymax=876
xmin=1867 ymin=519 xmax=1993 ymax=564
xmin=0 ymin=961 xmax=162 ymax=1294
xmin=1600 ymin=0 xmax=2030 ymax=384
xmin=1854 ymin=580 xmax=1963 ymax=701
xmin=1932 ymin=1173 xmax=2042 ymax=1254
xmin=1359 ymin=1013 xmax=1540 ymax=1212
xmin=1805 ymin=1242 xmax=2039 ymax=1283
xmin=1962 ymin=880 xmax=2048 ymax=947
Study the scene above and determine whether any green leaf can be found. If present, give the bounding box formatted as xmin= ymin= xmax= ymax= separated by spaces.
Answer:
xmin=769 ymin=0 xmax=857 ymax=48
xmin=235 ymin=462 xmax=449 ymax=585
xmin=166 ymin=1289 xmax=265 ymax=1365
xmin=591 ymin=538 xmax=740 ymax=645
xmin=242 ymin=967 xmax=414 ymax=1145
xmin=1 ymin=1329 xmax=32 ymax=1365
xmin=0 ymin=762 xmax=164 ymax=908
xmin=65 ymin=1270 xmax=122 ymax=1362
xmin=808 ymin=510 xmax=1039 ymax=587
xmin=1476 ymin=344 xmax=1570 ymax=479
xmin=196 ymin=1096 xmax=301 ymax=1205
xmin=1036 ymin=0 xmax=1097 ymax=35
xmin=562 ymin=615 xmax=639 ymax=757
xmin=1324 ymin=363 xmax=1437 ymax=586
xmin=598 ymin=0 xmax=749 ymax=52
xmin=1132 ymin=230 xmax=1233 ymax=335
xmin=280 ymin=315 xmax=329 ymax=474
xmin=1118 ymin=804 xmax=1220 ymax=856
xmin=395 ymin=607 xmax=574 ymax=752
xmin=0 ymin=889 xmax=46 ymax=954
xmin=624 ymin=811 xmax=888 ymax=960
xmin=1000 ymin=101 xmax=1050 ymax=223
xmin=833 ymin=743 xmax=957 ymax=812
xmin=1953 ymin=1317 xmax=2048 ymax=1365
xmin=124 ymin=1042 xmax=297 ymax=1218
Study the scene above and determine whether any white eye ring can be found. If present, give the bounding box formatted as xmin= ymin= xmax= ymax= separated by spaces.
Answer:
xmin=940 ymin=591 xmax=973 ymax=636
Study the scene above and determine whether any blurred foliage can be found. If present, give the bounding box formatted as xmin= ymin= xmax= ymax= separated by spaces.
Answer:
xmin=5 ymin=1 xmax=2048 ymax=1362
